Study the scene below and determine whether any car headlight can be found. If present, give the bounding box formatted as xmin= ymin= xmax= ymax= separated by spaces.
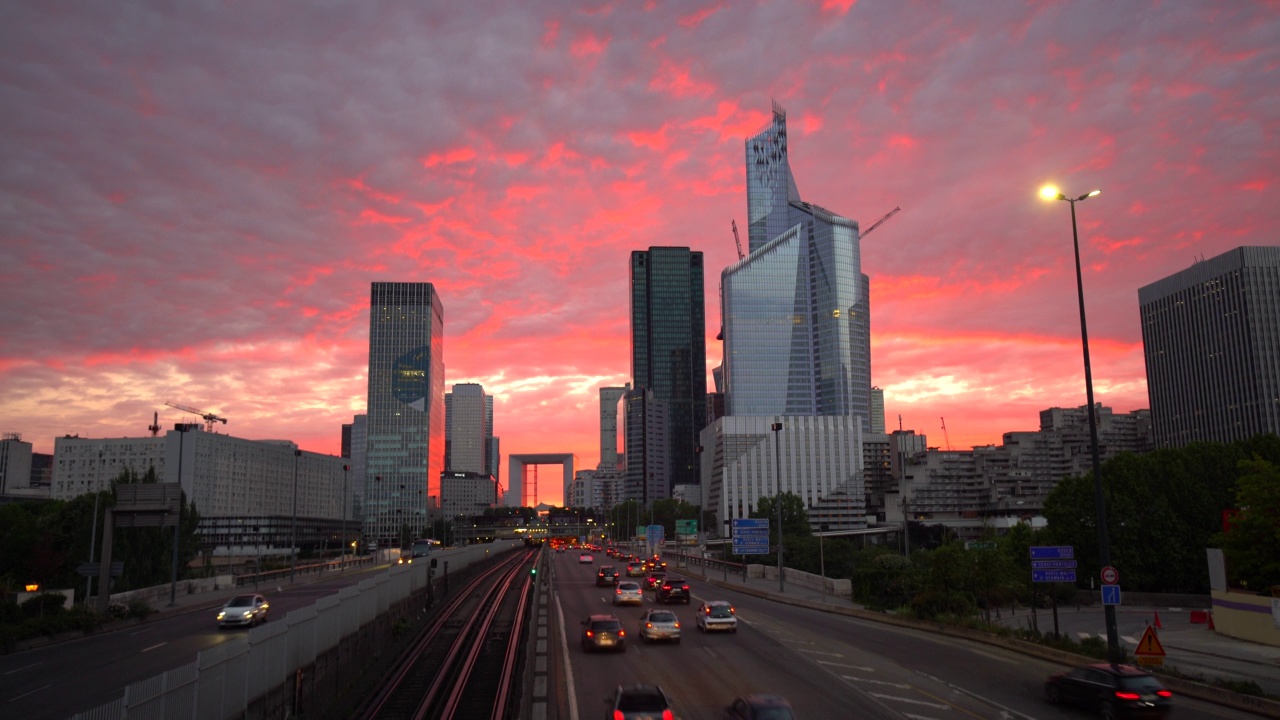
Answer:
xmin=217 ymin=611 xmax=226 ymax=620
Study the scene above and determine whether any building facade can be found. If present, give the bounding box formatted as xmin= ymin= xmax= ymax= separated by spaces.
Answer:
xmin=599 ymin=386 xmax=628 ymax=470
xmin=1139 ymin=246 xmax=1280 ymax=447
xmin=622 ymin=386 xmax=670 ymax=507
xmin=445 ymin=383 xmax=494 ymax=476
xmin=722 ymin=104 xmax=872 ymax=428
xmin=365 ymin=282 xmax=446 ymax=548
xmin=440 ymin=471 xmax=498 ymax=519
xmin=630 ymin=247 xmax=707 ymax=493
xmin=0 ymin=433 xmax=42 ymax=499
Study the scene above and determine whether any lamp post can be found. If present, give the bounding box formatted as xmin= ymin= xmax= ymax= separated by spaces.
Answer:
xmin=290 ymin=448 xmax=301 ymax=582
xmin=86 ymin=449 xmax=103 ymax=604
xmin=771 ymin=421 xmax=784 ymax=593
xmin=341 ymin=464 xmax=349 ymax=567
xmin=169 ymin=424 xmax=190 ymax=607
xmin=723 ymin=519 xmax=731 ymax=582
xmin=819 ymin=523 xmax=829 ymax=598
xmin=1040 ymin=184 xmax=1120 ymax=662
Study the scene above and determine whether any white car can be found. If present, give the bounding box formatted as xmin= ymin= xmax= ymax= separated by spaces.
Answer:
xmin=613 ymin=581 xmax=643 ymax=606
xmin=217 ymin=593 xmax=269 ymax=628
xmin=578 ymin=553 xmax=594 ymax=564
xmin=696 ymin=600 xmax=737 ymax=633
xmin=639 ymin=608 xmax=681 ymax=643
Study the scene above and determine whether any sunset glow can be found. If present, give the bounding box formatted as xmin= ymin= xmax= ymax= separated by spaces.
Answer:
xmin=2 ymin=2 xmax=1278 ymax=507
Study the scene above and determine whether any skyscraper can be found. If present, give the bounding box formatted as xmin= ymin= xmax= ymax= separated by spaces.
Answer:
xmin=445 ymin=383 xmax=492 ymax=475
xmin=599 ymin=386 xmax=627 ymax=469
xmin=722 ymin=104 xmax=872 ymax=426
xmin=630 ymin=247 xmax=707 ymax=494
xmin=1139 ymin=246 xmax=1280 ymax=447
xmin=365 ymin=282 xmax=445 ymax=548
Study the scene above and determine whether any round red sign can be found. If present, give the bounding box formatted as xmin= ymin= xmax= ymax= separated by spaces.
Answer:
xmin=1101 ymin=566 xmax=1119 ymax=585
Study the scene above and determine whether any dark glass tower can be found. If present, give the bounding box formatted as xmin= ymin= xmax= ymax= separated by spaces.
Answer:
xmin=630 ymin=247 xmax=707 ymax=497
xmin=365 ymin=282 xmax=445 ymax=549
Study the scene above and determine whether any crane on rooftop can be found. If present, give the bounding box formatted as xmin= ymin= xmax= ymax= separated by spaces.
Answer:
xmin=860 ymin=206 xmax=902 ymax=238
xmin=165 ymin=401 xmax=227 ymax=434
xmin=731 ymin=219 xmax=745 ymax=261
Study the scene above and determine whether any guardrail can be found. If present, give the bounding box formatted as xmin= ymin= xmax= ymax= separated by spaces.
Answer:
xmin=232 ymin=555 xmax=375 ymax=588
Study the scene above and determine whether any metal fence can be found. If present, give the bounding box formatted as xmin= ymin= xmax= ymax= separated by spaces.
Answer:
xmin=70 ymin=544 xmax=511 ymax=720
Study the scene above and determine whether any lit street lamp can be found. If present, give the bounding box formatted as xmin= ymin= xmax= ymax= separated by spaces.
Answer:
xmin=169 ymin=423 xmax=191 ymax=607
xmin=341 ymin=464 xmax=350 ymax=566
xmin=1040 ymin=184 xmax=1120 ymax=662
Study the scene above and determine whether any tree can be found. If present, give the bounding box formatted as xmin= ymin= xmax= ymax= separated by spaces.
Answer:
xmin=1216 ymin=457 xmax=1280 ymax=592
xmin=749 ymin=492 xmax=811 ymax=549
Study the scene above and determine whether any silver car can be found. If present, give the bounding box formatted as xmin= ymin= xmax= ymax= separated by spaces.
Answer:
xmin=696 ymin=600 xmax=738 ymax=633
xmin=638 ymin=608 xmax=681 ymax=644
xmin=217 ymin=593 xmax=269 ymax=628
xmin=613 ymin=581 xmax=644 ymax=606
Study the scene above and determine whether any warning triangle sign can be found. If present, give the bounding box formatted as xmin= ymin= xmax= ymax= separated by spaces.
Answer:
xmin=1135 ymin=625 xmax=1166 ymax=656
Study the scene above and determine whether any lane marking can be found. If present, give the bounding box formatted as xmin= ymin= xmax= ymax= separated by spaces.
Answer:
xmin=798 ymin=649 xmax=844 ymax=657
xmin=843 ymin=676 xmax=910 ymax=689
xmin=3 ymin=662 xmax=42 ymax=676
xmin=141 ymin=642 xmax=167 ymax=653
xmin=9 ymin=684 xmax=51 ymax=702
xmin=819 ymin=660 xmax=875 ymax=672
xmin=866 ymin=693 xmax=949 ymax=709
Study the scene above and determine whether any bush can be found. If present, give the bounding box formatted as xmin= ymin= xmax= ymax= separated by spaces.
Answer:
xmin=126 ymin=599 xmax=155 ymax=619
xmin=21 ymin=593 xmax=68 ymax=618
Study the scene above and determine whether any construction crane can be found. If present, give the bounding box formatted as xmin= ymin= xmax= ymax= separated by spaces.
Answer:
xmin=147 ymin=411 xmax=161 ymax=437
xmin=860 ymin=206 xmax=902 ymax=238
xmin=165 ymin=401 xmax=227 ymax=433
xmin=731 ymin=219 xmax=745 ymax=261
xmin=941 ymin=417 xmax=951 ymax=451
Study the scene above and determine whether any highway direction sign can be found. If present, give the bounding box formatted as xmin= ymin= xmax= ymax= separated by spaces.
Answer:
xmin=1031 ymin=560 xmax=1078 ymax=570
xmin=732 ymin=518 xmax=768 ymax=530
xmin=1032 ymin=569 xmax=1077 ymax=583
xmin=732 ymin=540 xmax=770 ymax=555
xmin=76 ymin=561 xmax=123 ymax=577
xmin=1029 ymin=545 xmax=1074 ymax=560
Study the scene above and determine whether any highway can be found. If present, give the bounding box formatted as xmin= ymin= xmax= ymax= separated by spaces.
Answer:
xmin=550 ymin=550 xmax=1267 ymax=720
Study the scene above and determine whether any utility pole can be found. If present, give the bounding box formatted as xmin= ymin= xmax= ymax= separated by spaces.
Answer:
xmin=771 ymin=421 xmax=784 ymax=593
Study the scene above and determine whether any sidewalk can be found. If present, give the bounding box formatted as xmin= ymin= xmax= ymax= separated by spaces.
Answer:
xmin=670 ymin=558 xmax=1280 ymax=718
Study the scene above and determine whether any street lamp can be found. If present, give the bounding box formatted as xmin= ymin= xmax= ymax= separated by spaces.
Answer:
xmin=723 ymin=519 xmax=731 ymax=582
xmin=290 ymin=448 xmax=301 ymax=582
xmin=169 ymin=424 xmax=191 ymax=607
xmin=1040 ymin=184 xmax=1120 ymax=662
xmin=86 ymin=449 xmax=103 ymax=604
xmin=771 ymin=421 xmax=784 ymax=593
xmin=819 ymin=523 xmax=829 ymax=598
xmin=341 ymin=464 xmax=350 ymax=567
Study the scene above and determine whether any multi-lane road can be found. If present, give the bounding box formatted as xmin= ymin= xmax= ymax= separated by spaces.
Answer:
xmin=550 ymin=550 xmax=1267 ymax=720
xmin=3 ymin=545 xmax=1271 ymax=719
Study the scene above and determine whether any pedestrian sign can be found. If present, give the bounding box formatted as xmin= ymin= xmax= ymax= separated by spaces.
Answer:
xmin=1134 ymin=625 xmax=1165 ymax=666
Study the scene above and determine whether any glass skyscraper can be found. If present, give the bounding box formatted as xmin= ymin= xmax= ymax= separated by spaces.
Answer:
xmin=365 ymin=282 xmax=445 ymax=548
xmin=1139 ymin=246 xmax=1280 ymax=447
xmin=630 ymin=247 xmax=707 ymax=495
xmin=723 ymin=105 xmax=872 ymax=425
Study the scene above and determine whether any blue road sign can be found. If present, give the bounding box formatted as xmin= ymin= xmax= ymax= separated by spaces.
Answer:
xmin=733 ymin=527 xmax=769 ymax=537
xmin=1030 ymin=546 xmax=1074 ymax=560
xmin=1032 ymin=569 xmax=1077 ymax=583
xmin=1031 ymin=560 xmax=1078 ymax=570
xmin=732 ymin=541 xmax=770 ymax=555
xmin=1101 ymin=585 xmax=1122 ymax=606
xmin=732 ymin=518 xmax=769 ymax=530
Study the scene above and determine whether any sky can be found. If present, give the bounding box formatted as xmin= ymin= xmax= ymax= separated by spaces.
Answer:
xmin=2 ymin=1 xmax=1278 ymax=507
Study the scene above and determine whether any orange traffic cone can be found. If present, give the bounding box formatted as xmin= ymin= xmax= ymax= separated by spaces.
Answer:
xmin=1154 ymin=610 xmax=1162 ymax=629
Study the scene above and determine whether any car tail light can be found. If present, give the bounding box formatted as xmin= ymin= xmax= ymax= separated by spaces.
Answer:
xmin=585 ymin=630 xmax=594 ymax=637
xmin=1114 ymin=691 xmax=1141 ymax=701
xmin=616 ymin=588 xmax=622 ymax=594
xmin=613 ymin=711 xmax=625 ymax=720
xmin=618 ymin=630 xmax=625 ymax=637
xmin=662 ymin=710 xmax=673 ymax=720
xmin=1156 ymin=689 xmax=1172 ymax=698
xmin=673 ymin=621 xmax=680 ymax=628
xmin=646 ymin=622 xmax=653 ymax=628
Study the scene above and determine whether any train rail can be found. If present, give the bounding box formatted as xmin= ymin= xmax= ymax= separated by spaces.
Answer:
xmin=355 ymin=548 xmax=536 ymax=720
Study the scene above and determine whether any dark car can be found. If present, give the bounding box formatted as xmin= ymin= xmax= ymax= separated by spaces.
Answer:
xmin=609 ymin=684 xmax=674 ymax=720
xmin=596 ymin=565 xmax=621 ymax=586
xmin=581 ymin=614 xmax=626 ymax=653
xmin=644 ymin=571 xmax=667 ymax=591
xmin=656 ymin=577 xmax=690 ymax=604
xmin=723 ymin=694 xmax=796 ymax=720
xmin=1045 ymin=663 xmax=1172 ymax=718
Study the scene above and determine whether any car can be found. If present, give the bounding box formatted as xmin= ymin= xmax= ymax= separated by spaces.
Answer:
xmin=644 ymin=571 xmax=667 ymax=591
xmin=613 ymin=581 xmax=644 ymax=606
xmin=216 ymin=593 xmax=269 ymax=628
xmin=656 ymin=577 xmax=691 ymax=604
xmin=609 ymin=684 xmax=674 ymax=720
xmin=579 ymin=553 xmax=594 ymax=564
xmin=1044 ymin=663 xmax=1172 ymax=718
xmin=638 ymin=608 xmax=681 ymax=643
xmin=581 ymin=614 xmax=626 ymax=652
xmin=696 ymin=600 xmax=737 ymax=632
xmin=555 ymin=545 xmax=565 ymax=553
xmin=626 ymin=561 xmax=646 ymax=577
xmin=597 ymin=565 xmax=621 ymax=586
xmin=723 ymin=694 xmax=796 ymax=720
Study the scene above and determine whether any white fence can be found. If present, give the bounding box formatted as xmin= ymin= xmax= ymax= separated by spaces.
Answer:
xmin=70 ymin=543 xmax=516 ymax=720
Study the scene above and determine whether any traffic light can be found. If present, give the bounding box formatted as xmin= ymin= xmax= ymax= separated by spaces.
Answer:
xmin=531 ymin=567 xmax=538 ymax=576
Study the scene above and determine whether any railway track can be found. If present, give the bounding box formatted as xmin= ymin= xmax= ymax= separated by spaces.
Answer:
xmin=355 ymin=548 xmax=536 ymax=720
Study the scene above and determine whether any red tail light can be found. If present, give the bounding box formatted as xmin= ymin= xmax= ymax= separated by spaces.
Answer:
xmin=662 ymin=710 xmax=673 ymax=720
xmin=613 ymin=711 xmax=625 ymax=720
xmin=1114 ymin=691 xmax=1141 ymax=701
xmin=1156 ymin=689 xmax=1172 ymax=698
xmin=618 ymin=630 xmax=625 ymax=637
xmin=585 ymin=630 xmax=594 ymax=637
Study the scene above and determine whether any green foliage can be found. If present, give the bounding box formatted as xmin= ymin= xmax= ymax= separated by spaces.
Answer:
xmin=1042 ymin=435 xmax=1280 ymax=593
xmin=1214 ymin=457 xmax=1280 ymax=591
xmin=749 ymin=493 xmax=811 ymax=544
